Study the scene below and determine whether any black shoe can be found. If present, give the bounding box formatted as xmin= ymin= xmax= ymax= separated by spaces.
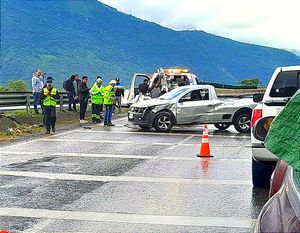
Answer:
xmin=108 ymin=122 xmax=115 ymax=126
xmin=104 ymin=121 xmax=108 ymax=125
xmin=46 ymin=128 xmax=50 ymax=134
xmin=52 ymin=126 xmax=55 ymax=132
xmin=96 ymin=120 xmax=101 ymax=123
xmin=68 ymin=108 xmax=73 ymax=112
xmin=35 ymin=110 xmax=39 ymax=115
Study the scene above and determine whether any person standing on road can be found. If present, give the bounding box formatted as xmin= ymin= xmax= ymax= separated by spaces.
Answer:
xmin=32 ymin=69 xmax=45 ymax=114
xmin=64 ymin=74 xmax=77 ymax=112
xmin=90 ymin=77 xmax=104 ymax=123
xmin=78 ymin=76 xmax=90 ymax=124
xmin=41 ymin=76 xmax=60 ymax=134
xmin=104 ymin=80 xmax=116 ymax=126
xmin=114 ymin=77 xmax=124 ymax=114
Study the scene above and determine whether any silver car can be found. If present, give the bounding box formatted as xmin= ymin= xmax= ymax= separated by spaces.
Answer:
xmin=128 ymin=85 xmax=256 ymax=133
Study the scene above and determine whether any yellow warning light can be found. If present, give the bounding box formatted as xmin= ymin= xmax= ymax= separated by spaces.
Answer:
xmin=163 ymin=68 xmax=189 ymax=73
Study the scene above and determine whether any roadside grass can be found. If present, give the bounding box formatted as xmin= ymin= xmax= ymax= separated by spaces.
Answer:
xmin=4 ymin=110 xmax=37 ymax=117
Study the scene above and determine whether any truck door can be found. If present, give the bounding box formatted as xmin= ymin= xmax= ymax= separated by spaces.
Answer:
xmin=176 ymin=89 xmax=214 ymax=124
xmin=127 ymin=74 xmax=150 ymax=105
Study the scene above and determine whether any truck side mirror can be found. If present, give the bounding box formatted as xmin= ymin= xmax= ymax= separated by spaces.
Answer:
xmin=253 ymin=93 xmax=263 ymax=103
xmin=253 ymin=117 xmax=275 ymax=141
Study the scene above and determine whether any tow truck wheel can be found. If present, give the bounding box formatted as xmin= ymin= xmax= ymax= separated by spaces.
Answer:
xmin=214 ymin=123 xmax=231 ymax=130
xmin=153 ymin=112 xmax=173 ymax=132
xmin=234 ymin=113 xmax=251 ymax=133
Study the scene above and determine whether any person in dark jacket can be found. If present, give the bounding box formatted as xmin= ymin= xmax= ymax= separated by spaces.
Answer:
xmin=78 ymin=76 xmax=90 ymax=124
xmin=65 ymin=74 xmax=76 ymax=112
xmin=41 ymin=76 xmax=60 ymax=134
xmin=138 ymin=79 xmax=149 ymax=95
xmin=114 ymin=77 xmax=124 ymax=114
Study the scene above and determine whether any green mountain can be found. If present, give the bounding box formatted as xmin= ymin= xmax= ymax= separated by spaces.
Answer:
xmin=1 ymin=0 xmax=299 ymax=87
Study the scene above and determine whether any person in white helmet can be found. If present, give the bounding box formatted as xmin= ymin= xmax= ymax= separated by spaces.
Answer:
xmin=103 ymin=80 xmax=116 ymax=126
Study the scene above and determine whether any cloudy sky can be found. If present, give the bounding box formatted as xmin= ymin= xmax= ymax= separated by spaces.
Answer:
xmin=100 ymin=0 xmax=299 ymax=50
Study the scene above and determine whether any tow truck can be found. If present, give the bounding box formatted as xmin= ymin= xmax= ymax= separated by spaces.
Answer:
xmin=122 ymin=68 xmax=199 ymax=106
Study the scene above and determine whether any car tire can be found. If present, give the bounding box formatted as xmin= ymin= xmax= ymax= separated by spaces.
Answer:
xmin=234 ymin=113 xmax=251 ymax=133
xmin=153 ymin=112 xmax=174 ymax=132
xmin=252 ymin=158 xmax=274 ymax=188
xmin=214 ymin=123 xmax=231 ymax=130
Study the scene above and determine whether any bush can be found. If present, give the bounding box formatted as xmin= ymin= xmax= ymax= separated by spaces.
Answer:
xmin=0 ymin=80 xmax=29 ymax=92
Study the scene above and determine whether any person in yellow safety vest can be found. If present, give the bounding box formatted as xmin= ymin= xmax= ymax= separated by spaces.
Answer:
xmin=103 ymin=80 xmax=116 ymax=126
xmin=90 ymin=77 xmax=104 ymax=123
xmin=41 ymin=76 xmax=60 ymax=134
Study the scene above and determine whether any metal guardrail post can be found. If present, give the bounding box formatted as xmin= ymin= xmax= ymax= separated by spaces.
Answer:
xmin=26 ymin=94 xmax=31 ymax=112
xmin=60 ymin=95 xmax=64 ymax=111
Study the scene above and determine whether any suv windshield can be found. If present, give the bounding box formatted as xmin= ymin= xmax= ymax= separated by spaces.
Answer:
xmin=159 ymin=87 xmax=189 ymax=100
xmin=270 ymin=71 xmax=300 ymax=97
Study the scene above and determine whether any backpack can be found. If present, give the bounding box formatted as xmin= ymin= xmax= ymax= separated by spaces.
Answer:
xmin=63 ymin=79 xmax=72 ymax=91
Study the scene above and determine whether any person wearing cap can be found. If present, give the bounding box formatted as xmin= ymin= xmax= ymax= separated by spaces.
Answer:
xmin=78 ymin=76 xmax=90 ymax=124
xmin=41 ymin=76 xmax=60 ymax=134
xmin=90 ymin=77 xmax=104 ymax=123
xmin=103 ymin=80 xmax=116 ymax=126
xmin=32 ymin=68 xmax=45 ymax=114
xmin=114 ymin=77 xmax=124 ymax=114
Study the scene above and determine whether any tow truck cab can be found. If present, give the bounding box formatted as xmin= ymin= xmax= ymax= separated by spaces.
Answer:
xmin=122 ymin=68 xmax=199 ymax=106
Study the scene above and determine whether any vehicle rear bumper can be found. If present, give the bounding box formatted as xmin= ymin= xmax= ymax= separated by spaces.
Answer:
xmin=252 ymin=146 xmax=278 ymax=162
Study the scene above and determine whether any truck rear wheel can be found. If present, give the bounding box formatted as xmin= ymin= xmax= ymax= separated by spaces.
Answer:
xmin=214 ymin=123 xmax=231 ymax=130
xmin=153 ymin=112 xmax=174 ymax=132
xmin=252 ymin=158 xmax=274 ymax=188
xmin=234 ymin=113 xmax=251 ymax=133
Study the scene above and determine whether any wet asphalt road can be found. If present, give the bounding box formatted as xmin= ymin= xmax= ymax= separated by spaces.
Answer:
xmin=0 ymin=117 xmax=269 ymax=233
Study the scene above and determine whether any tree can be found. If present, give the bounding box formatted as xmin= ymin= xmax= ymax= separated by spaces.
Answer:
xmin=0 ymin=80 xmax=29 ymax=92
xmin=240 ymin=78 xmax=262 ymax=87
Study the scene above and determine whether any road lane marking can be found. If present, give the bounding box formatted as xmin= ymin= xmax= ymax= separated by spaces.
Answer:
xmin=74 ymin=129 xmax=250 ymax=139
xmin=39 ymin=138 xmax=250 ymax=147
xmin=168 ymin=135 xmax=195 ymax=150
xmin=0 ymin=151 xmax=251 ymax=162
xmin=0 ymin=207 xmax=256 ymax=229
xmin=0 ymin=170 xmax=252 ymax=186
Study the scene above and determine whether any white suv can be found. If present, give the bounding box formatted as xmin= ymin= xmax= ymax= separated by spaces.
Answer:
xmin=251 ymin=65 xmax=300 ymax=187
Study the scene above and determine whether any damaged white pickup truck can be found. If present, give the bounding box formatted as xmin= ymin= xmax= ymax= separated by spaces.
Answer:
xmin=128 ymin=85 xmax=257 ymax=133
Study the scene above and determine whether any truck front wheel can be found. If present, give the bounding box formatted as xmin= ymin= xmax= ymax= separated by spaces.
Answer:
xmin=153 ymin=112 xmax=174 ymax=132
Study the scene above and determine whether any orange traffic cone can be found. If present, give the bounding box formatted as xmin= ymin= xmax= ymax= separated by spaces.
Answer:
xmin=197 ymin=125 xmax=213 ymax=157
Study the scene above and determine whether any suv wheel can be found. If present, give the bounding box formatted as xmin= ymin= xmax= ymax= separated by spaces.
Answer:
xmin=153 ymin=112 xmax=174 ymax=132
xmin=234 ymin=113 xmax=251 ymax=133
xmin=214 ymin=123 xmax=231 ymax=130
xmin=252 ymin=158 xmax=275 ymax=188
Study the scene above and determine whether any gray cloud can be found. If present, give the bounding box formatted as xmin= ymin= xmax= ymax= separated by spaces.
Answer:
xmin=100 ymin=0 xmax=300 ymax=49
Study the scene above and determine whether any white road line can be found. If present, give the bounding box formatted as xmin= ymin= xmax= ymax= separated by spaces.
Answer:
xmin=0 ymin=207 xmax=256 ymax=229
xmin=0 ymin=151 xmax=251 ymax=162
xmin=50 ymin=152 xmax=157 ymax=160
xmin=168 ymin=135 xmax=195 ymax=150
xmin=39 ymin=138 xmax=250 ymax=148
xmin=74 ymin=129 xmax=250 ymax=139
xmin=0 ymin=170 xmax=252 ymax=186
xmin=41 ymin=138 xmax=134 ymax=144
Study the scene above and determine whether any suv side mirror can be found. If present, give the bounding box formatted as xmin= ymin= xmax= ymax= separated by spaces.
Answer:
xmin=253 ymin=117 xmax=275 ymax=141
xmin=253 ymin=93 xmax=263 ymax=103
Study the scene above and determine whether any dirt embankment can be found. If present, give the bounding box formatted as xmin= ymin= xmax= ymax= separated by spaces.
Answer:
xmin=0 ymin=111 xmax=84 ymax=141
xmin=216 ymin=88 xmax=266 ymax=96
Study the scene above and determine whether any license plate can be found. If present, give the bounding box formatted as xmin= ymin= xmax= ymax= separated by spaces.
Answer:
xmin=129 ymin=113 xmax=133 ymax=119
